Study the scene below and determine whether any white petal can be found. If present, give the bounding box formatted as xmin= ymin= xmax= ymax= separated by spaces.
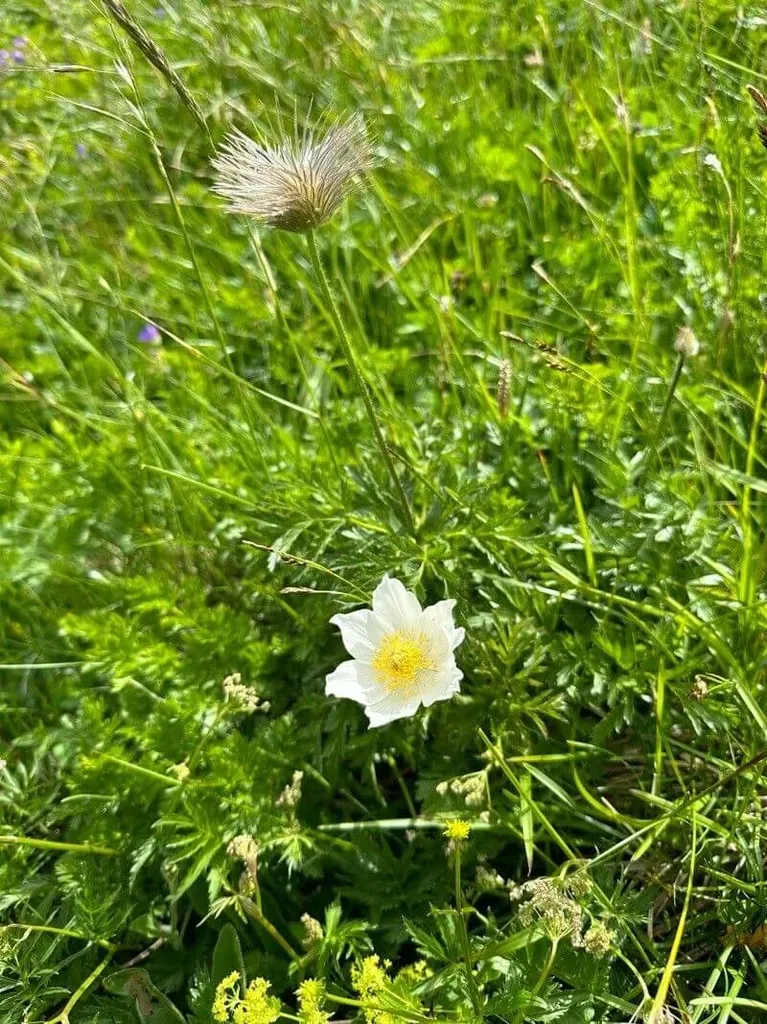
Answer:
xmin=422 ymin=599 xmax=465 ymax=651
xmin=418 ymin=616 xmax=452 ymax=663
xmin=422 ymin=598 xmax=456 ymax=631
xmin=371 ymin=576 xmax=422 ymax=631
xmin=325 ymin=660 xmax=371 ymax=704
xmin=420 ymin=663 xmax=462 ymax=707
xmin=364 ymin=689 xmax=421 ymax=728
xmin=329 ymin=608 xmax=376 ymax=660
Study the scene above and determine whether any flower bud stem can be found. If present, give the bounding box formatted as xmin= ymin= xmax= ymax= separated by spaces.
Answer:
xmin=512 ymin=939 xmax=558 ymax=1024
xmin=306 ymin=231 xmax=416 ymax=539
xmin=240 ymin=894 xmax=302 ymax=962
xmin=453 ymin=844 xmax=482 ymax=1015
xmin=657 ymin=353 xmax=685 ymax=437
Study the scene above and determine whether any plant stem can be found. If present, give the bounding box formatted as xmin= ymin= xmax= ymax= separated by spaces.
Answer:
xmin=738 ymin=359 xmax=767 ymax=607
xmin=0 ymin=923 xmax=115 ymax=951
xmin=240 ymin=895 xmax=301 ymax=962
xmin=306 ymin=230 xmax=416 ymax=538
xmin=454 ymin=843 xmax=482 ymax=1016
xmin=326 ymin=994 xmax=434 ymax=1023
xmin=513 ymin=939 xmax=558 ymax=1024
xmin=0 ymin=835 xmax=117 ymax=856
xmin=657 ymin=352 xmax=685 ymax=437
xmin=47 ymin=950 xmax=114 ymax=1023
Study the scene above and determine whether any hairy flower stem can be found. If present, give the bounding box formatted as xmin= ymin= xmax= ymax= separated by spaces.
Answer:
xmin=240 ymin=895 xmax=302 ymax=962
xmin=454 ymin=844 xmax=482 ymax=1016
xmin=657 ymin=353 xmax=685 ymax=438
xmin=513 ymin=939 xmax=558 ymax=1024
xmin=306 ymin=230 xmax=416 ymax=539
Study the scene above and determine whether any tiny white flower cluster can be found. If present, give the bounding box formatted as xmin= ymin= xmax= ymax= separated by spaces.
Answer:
xmin=436 ymin=774 xmax=485 ymax=807
xmin=227 ymin=833 xmax=259 ymax=865
xmin=643 ymin=1007 xmax=677 ymax=1024
xmin=511 ymin=876 xmax=585 ymax=942
xmin=474 ymin=862 xmax=505 ymax=891
xmin=300 ymin=912 xmax=324 ymax=947
xmin=276 ymin=770 xmax=304 ymax=810
xmin=508 ymin=874 xmax=612 ymax=956
xmin=582 ymin=920 xmax=614 ymax=957
xmin=227 ymin=833 xmax=259 ymax=895
xmin=223 ymin=673 xmax=270 ymax=714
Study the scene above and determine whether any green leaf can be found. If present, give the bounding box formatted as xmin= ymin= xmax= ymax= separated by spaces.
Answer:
xmin=212 ymin=923 xmax=246 ymax=989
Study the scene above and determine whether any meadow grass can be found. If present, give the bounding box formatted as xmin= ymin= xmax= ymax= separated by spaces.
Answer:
xmin=2 ymin=0 xmax=767 ymax=1021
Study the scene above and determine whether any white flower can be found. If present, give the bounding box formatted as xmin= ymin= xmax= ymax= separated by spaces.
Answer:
xmin=325 ymin=576 xmax=465 ymax=728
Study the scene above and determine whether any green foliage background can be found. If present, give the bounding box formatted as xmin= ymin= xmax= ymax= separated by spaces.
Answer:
xmin=2 ymin=0 xmax=767 ymax=1021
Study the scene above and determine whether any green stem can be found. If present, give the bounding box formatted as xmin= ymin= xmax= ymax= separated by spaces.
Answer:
xmin=513 ymin=939 xmax=558 ymax=1024
xmin=454 ymin=843 xmax=482 ymax=1015
xmin=250 ymin=227 xmax=347 ymax=498
xmin=240 ymin=895 xmax=301 ymax=962
xmin=98 ymin=752 xmax=179 ymax=788
xmin=145 ymin=128 xmax=265 ymax=468
xmin=326 ymin=994 xmax=435 ymax=1023
xmin=0 ymin=835 xmax=117 ymax=856
xmin=0 ymin=923 xmax=115 ymax=951
xmin=46 ymin=951 xmax=113 ymax=1023
xmin=738 ymin=359 xmax=767 ymax=606
xmin=657 ymin=353 xmax=685 ymax=437
xmin=306 ymin=230 xmax=416 ymax=538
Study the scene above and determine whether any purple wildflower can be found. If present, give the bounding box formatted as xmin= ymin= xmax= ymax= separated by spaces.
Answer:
xmin=13 ymin=37 xmax=27 ymax=47
xmin=12 ymin=50 xmax=25 ymax=64
xmin=0 ymin=51 xmax=9 ymax=68
xmin=137 ymin=323 xmax=161 ymax=345
xmin=75 ymin=142 xmax=88 ymax=159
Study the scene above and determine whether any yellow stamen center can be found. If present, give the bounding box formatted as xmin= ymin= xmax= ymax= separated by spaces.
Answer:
xmin=371 ymin=630 xmax=433 ymax=691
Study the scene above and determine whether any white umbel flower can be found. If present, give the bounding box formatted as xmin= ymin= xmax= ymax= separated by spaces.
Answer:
xmin=211 ymin=115 xmax=372 ymax=232
xmin=326 ymin=576 xmax=465 ymax=728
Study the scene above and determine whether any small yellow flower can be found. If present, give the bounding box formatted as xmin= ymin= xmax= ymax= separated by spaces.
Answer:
xmin=351 ymin=956 xmax=395 ymax=1024
xmin=297 ymin=979 xmax=331 ymax=1024
xmin=212 ymin=973 xmax=281 ymax=1024
xmin=213 ymin=972 xmax=241 ymax=1023
xmin=237 ymin=978 xmax=281 ymax=1024
xmin=352 ymin=955 xmax=388 ymax=997
xmin=443 ymin=820 xmax=471 ymax=842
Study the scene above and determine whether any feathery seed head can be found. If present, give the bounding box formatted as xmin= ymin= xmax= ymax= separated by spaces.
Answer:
xmin=212 ymin=115 xmax=372 ymax=233
xmin=674 ymin=326 xmax=700 ymax=358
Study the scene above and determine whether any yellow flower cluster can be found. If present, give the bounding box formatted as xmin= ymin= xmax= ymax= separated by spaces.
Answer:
xmin=212 ymin=972 xmax=281 ymax=1024
xmin=351 ymin=956 xmax=395 ymax=1024
xmin=297 ymin=978 xmax=331 ymax=1024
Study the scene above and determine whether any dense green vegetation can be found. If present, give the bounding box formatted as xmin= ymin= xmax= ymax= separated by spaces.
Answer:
xmin=3 ymin=1 xmax=767 ymax=1021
